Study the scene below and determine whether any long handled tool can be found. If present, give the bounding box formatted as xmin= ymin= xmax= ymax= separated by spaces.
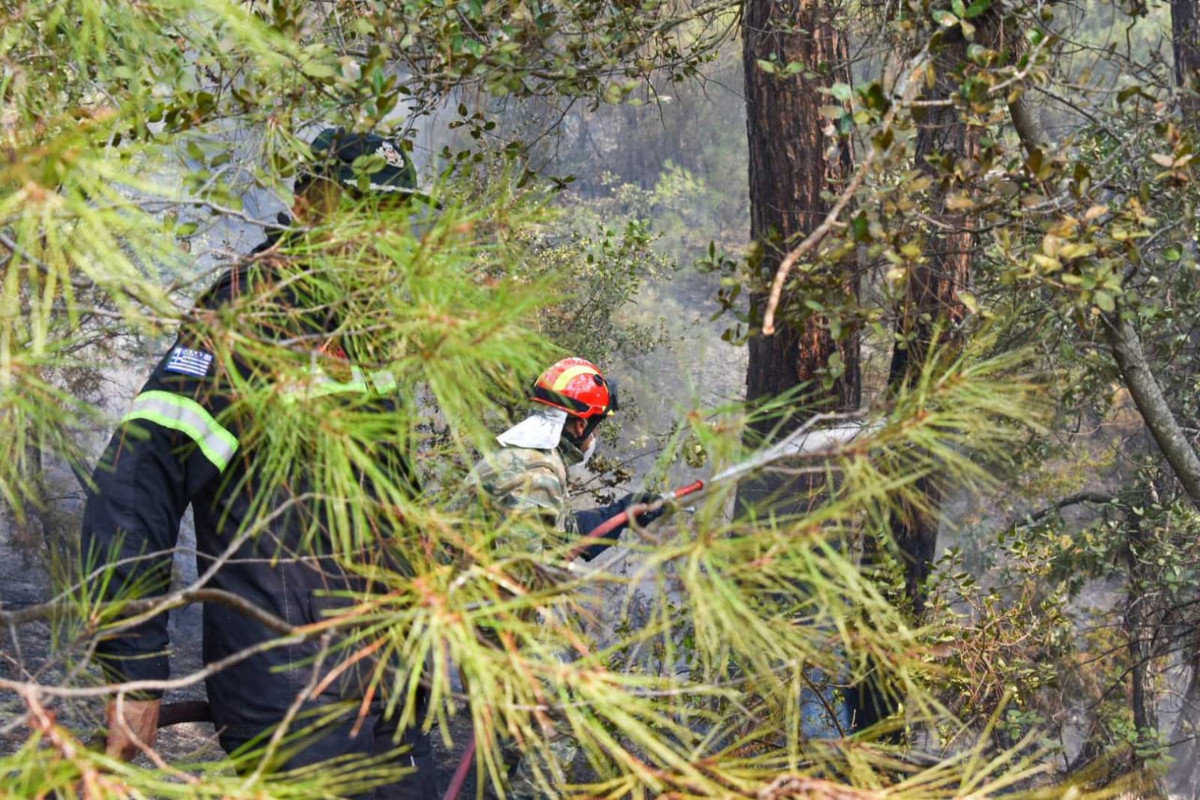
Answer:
xmin=443 ymin=417 xmax=876 ymax=799
xmin=565 ymin=478 xmax=705 ymax=560
xmin=566 ymin=417 xmax=872 ymax=562
xmin=444 ymin=478 xmax=707 ymax=799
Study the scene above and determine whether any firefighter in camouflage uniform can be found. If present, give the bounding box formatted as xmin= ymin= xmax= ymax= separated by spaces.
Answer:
xmin=455 ymin=357 xmax=663 ymax=798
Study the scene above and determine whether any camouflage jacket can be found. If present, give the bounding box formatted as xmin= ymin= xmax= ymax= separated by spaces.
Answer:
xmin=453 ymin=439 xmax=586 ymax=556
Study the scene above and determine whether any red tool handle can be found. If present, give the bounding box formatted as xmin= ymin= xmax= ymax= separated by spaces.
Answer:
xmin=442 ymin=737 xmax=476 ymax=800
xmin=666 ymin=479 xmax=705 ymax=501
xmin=566 ymin=479 xmax=705 ymax=560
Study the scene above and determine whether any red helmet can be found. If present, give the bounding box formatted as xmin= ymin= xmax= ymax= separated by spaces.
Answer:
xmin=532 ymin=357 xmax=616 ymax=419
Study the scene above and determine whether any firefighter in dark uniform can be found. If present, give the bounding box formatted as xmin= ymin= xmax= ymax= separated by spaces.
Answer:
xmin=82 ymin=128 xmax=436 ymax=797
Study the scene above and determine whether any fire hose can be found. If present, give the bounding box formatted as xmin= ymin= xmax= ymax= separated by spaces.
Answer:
xmin=564 ymin=478 xmax=705 ymax=561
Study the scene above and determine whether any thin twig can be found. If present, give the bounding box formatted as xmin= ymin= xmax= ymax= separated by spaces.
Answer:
xmin=0 ymin=631 xmax=312 ymax=699
xmin=1006 ymin=490 xmax=1118 ymax=529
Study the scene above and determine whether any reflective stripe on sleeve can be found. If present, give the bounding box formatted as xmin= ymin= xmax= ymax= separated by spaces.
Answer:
xmin=122 ymin=390 xmax=239 ymax=472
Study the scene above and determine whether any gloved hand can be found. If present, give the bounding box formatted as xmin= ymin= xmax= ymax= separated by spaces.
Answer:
xmin=621 ymin=491 xmax=665 ymax=526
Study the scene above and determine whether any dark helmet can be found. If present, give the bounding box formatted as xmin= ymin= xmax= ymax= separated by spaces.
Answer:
xmin=296 ymin=127 xmax=418 ymax=196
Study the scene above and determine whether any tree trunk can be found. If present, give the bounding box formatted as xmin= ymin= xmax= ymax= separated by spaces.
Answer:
xmin=885 ymin=33 xmax=980 ymax=620
xmin=853 ymin=31 xmax=984 ymax=735
xmin=737 ymin=0 xmax=859 ymax=738
xmin=1123 ymin=504 xmax=1168 ymax=797
xmin=741 ymin=0 xmax=859 ymax=442
xmin=1174 ymin=0 xmax=1200 ymax=127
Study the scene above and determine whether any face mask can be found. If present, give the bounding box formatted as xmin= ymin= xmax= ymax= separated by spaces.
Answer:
xmin=571 ymin=437 xmax=597 ymax=476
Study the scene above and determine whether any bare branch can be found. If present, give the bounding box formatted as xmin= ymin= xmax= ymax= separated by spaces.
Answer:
xmin=1105 ymin=309 xmax=1200 ymax=506
xmin=761 ymin=44 xmax=931 ymax=336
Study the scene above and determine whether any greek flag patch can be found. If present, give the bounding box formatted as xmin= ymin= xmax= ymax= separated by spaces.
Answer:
xmin=164 ymin=346 xmax=213 ymax=378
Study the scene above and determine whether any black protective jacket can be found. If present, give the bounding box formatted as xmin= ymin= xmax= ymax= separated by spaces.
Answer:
xmin=82 ymin=234 xmax=415 ymax=738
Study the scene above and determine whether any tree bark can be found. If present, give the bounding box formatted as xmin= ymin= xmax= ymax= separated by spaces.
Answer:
xmin=1173 ymin=0 xmax=1200 ymax=128
xmin=1106 ymin=310 xmax=1200 ymax=506
xmin=741 ymin=0 xmax=859 ymax=447
xmin=883 ymin=32 xmax=981 ymax=622
xmin=856 ymin=28 xmax=991 ymax=735
xmin=1123 ymin=502 xmax=1168 ymax=798
xmin=738 ymin=0 xmax=860 ymax=738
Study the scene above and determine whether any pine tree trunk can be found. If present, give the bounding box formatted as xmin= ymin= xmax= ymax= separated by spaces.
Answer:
xmin=854 ymin=31 xmax=985 ymax=735
xmin=885 ymin=36 xmax=979 ymax=620
xmin=1174 ymin=0 xmax=1200 ymax=127
xmin=741 ymin=0 xmax=859 ymax=439
xmin=737 ymin=0 xmax=860 ymax=739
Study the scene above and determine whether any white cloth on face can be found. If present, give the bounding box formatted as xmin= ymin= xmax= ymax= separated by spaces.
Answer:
xmin=569 ymin=438 xmax=596 ymax=478
xmin=496 ymin=407 xmax=568 ymax=450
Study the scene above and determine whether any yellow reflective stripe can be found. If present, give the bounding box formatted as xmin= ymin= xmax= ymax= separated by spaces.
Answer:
xmin=550 ymin=365 xmax=598 ymax=392
xmin=122 ymin=391 xmax=238 ymax=472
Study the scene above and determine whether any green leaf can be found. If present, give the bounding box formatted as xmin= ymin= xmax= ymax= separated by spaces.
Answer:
xmin=963 ymin=0 xmax=992 ymax=18
xmin=931 ymin=9 xmax=959 ymax=27
xmin=302 ymin=60 xmax=336 ymax=78
xmin=852 ymin=212 xmax=870 ymax=242
xmin=826 ymin=350 xmax=844 ymax=378
xmin=1057 ymin=243 xmax=1096 ymax=260
xmin=837 ymin=111 xmax=855 ymax=135
xmin=1094 ymin=290 xmax=1115 ymax=312
xmin=755 ymin=59 xmax=776 ymax=75
xmin=829 ymin=82 xmax=853 ymax=102
xmin=1032 ymin=253 xmax=1061 ymax=272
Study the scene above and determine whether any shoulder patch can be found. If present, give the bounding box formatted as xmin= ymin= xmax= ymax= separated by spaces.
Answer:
xmin=164 ymin=346 xmax=214 ymax=378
